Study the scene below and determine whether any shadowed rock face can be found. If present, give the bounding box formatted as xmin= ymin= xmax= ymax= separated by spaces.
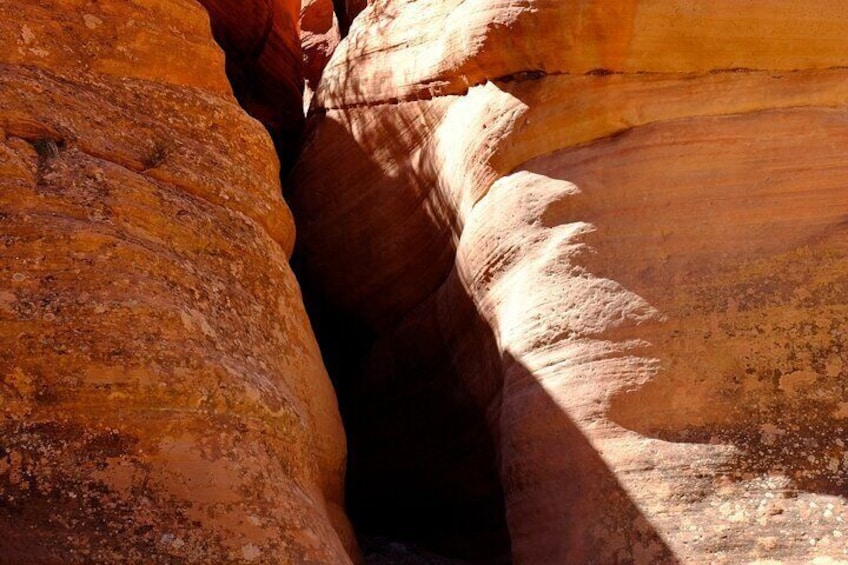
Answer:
xmin=0 ymin=1 xmax=354 ymax=562
xmin=292 ymin=1 xmax=848 ymax=562
xmin=198 ymin=0 xmax=305 ymax=165
xmin=300 ymin=0 xmax=339 ymax=90
xmin=7 ymin=1 xmax=848 ymax=563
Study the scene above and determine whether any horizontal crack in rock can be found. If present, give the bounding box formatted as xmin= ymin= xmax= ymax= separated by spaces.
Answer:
xmin=315 ymin=65 xmax=848 ymax=113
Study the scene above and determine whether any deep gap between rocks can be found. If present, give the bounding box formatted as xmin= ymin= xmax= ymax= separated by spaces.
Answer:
xmin=290 ymin=254 xmax=513 ymax=564
xmin=201 ymin=6 xmax=513 ymax=562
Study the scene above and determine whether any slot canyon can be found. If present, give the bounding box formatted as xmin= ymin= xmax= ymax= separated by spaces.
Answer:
xmin=3 ymin=1 xmax=848 ymax=563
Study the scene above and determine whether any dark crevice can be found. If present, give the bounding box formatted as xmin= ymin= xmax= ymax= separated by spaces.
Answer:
xmin=332 ymin=0 xmax=364 ymax=37
xmin=200 ymin=4 xmax=513 ymax=561
xmin=32 ymin=138 xmax=61 ymax=161
xmin=32 ymin=138 xmax=62 ymax=185
xmin=199 ymin=0 xmax=305 ymax=171
xmin=332 ymin=0 xmax=350 ymax=36
xmin=585 ymin=67 xmax=614 ymax=76
xmin=290 ymin=250 xmax=513 ymax=564
xmin=248 ymin=0 xmax=276 ymax=62
xmin=495 ymin=69 xmax=547 ymax=82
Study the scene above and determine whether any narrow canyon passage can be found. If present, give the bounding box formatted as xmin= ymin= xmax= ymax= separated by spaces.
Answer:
xmin=211 ymin=0 xmax=848 ymax=561
xmin=200 ymin=0 xmax=515 ymax=561
xmin=293 ymin=254 xmax=514 ymax=562
xmin=5 ymin=1 xmax=848 ymax=563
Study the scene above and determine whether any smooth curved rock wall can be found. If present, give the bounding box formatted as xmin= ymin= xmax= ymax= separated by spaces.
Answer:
xmin=292 ymin=1 xmax=848 ymax=562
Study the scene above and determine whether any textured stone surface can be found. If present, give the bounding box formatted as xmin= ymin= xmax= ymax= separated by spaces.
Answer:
xmin=292 ymin=1 xmax=848 ymax=562
xmin=0 ymin=0 xmax=353 ymax=562
xmin=300 ymin=0 xmax=340 ymax=111
xmin=300 ymin=0 xmax=339 ymax=88
xmin=197 ymin=0 xmax=305 ymax=162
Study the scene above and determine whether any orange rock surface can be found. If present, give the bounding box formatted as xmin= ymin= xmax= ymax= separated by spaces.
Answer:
xmin=0 ymin=0 xmax=353 ymax=562
xmin=197 ymin=0 xmax=305 ymax=162
xmin=293 ymin=1 xmax=848 ymax=562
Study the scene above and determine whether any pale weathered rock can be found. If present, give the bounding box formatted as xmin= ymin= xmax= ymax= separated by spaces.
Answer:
xmin=0 ymin=0 xmax=353 ymax=562
xmin=292 ymin=1 xmax=848 ymax=562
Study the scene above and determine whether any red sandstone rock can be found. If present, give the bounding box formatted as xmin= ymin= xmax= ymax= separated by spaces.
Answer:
xmin=300 ymin=0 xmax=340 ymax=110
xmin=300 ymin=0 xmax=339 ymax=87
xmin=197 ymin=0 xmax=305 ymax=161
xmin=292 ymin=1 xmax=848 ymax=562
xmin=0 ymin=1 xmax=353 ymax=562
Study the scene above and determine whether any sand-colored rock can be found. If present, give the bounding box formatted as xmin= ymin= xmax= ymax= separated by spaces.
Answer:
xmin=0 ymin=1 xmax=353 ymax=562
xmin=318 ymin=0 xmax=848 ymax=108
xmin=292 ymin=1 xmax=848 ymax=562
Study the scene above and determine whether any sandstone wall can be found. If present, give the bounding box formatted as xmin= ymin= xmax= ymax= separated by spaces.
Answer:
xmin=300 ymin=0 xmax=340 ymax=89
xmin=198 ymin=0 xmax=305 ymax=162
xmin=292 ymin=1 xmax=848 ymax=562
xmin=0 ymin=1 xmax=353 ymax=562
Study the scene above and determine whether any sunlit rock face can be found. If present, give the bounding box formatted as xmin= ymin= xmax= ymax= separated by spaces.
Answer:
xmin=292 ymin=1 xmax=848 ymax=562
xmin=0 ymin=1 xmax=354 ymax=562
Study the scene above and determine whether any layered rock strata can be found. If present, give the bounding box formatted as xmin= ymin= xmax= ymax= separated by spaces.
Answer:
xmin=198 ymin=0 xmax=305 ymax=163
xmin=292 ymin=1 xmax=848 ymax=562
xmin=0 ymin=1 xmax=353 ymax=562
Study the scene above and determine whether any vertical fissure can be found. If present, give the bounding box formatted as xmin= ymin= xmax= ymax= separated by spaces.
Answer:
xmin=200 ymin=2 xmax=514 ymax=562
xmin=291 ymin=258 xmax=514 ymax=563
